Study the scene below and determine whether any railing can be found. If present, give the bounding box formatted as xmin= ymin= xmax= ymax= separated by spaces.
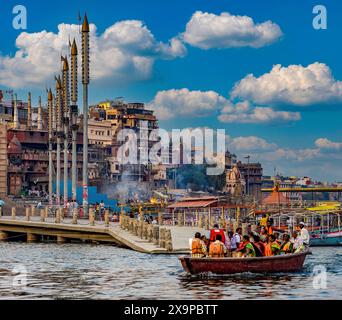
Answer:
xmin=0 ymin=205 xmax=112 ymax=228
xmin=119 ymin=215 xmax=173 ymax=251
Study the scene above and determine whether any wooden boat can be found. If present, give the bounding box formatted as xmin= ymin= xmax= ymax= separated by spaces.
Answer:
xmin=179 ymin=250 xmax=310 ymax=275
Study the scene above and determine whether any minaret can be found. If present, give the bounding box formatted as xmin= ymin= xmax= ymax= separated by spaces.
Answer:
xmin=55 ymin=76 xmax=63 ymax=208
xmin=47 ymin=89 xmax=53 ymax=207
xmin=61 ymin=55 xmax=70 ymax=209
xmin=52 ymin=94 xmax=57 ymax=131
xmin=13 ymin=93 xmax=19 ymax=129
xmin=70 ymin=39 xmax=79 ymax=203
xmin=37 ymin=96 xmax=43 ymax=130
xmin=27 ymin=92 xmax=32 ymax=128
xmin=82 ymin=14 xmax=90 ymax=215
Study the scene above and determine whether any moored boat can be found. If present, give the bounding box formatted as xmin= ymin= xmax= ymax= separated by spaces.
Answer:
xmin=269 ymin=210 xmax=341 ymax=247
xmin=310 ymin=229 xmax=342 ymax=246
xmin=179 ymin=250 xmax=310 ymax=275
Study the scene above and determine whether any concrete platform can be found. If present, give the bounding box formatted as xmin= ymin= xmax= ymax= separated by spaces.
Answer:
xmin=0 ymin=216 xmax=206 ymax=254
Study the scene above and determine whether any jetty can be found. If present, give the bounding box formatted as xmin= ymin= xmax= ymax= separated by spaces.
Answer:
xmin=0 ymin=207 xmax=206 ymax=254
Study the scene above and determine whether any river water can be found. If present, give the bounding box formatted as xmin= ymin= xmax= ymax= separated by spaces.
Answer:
xmin=0 ymin=243 xmax=341 ymax=300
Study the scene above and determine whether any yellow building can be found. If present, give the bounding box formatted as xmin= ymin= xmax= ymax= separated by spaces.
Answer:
xmin=98 ymin=100 xmax=112 ymax=110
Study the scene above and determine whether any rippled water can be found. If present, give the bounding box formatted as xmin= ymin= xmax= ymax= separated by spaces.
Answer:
xmin=0 ymin=243 xmax=341 ymax=300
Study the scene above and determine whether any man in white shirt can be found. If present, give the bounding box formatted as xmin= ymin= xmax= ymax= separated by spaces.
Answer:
xmin=234 ymin=227 xmax=242 ymax=248
xmin=226 ymin=231 xmax=237 ymax=252
xmin=299 ymin=222 xmax=310 ymax=247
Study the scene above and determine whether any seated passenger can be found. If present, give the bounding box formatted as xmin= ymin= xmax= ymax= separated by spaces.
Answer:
xmin=201 ymin=235 xmax=209 ymax=248
xmin=280 ymin=234 xmax=293 ymax=254
xmin=191 ymin=232 xmax=207 ymax=258
xmin=265 ymin=235 xmax=281 ymax=256
xmin=236 ymin=235 xmax=256 ymax=258
xmin=209 ymin=234 xmax=227 ymax=258
xmin=260 ymin=227 xmax=268 ymax=242
xmin=274 ymin=232 xmax=282 ymax=246
xmin=251 ymin=234 xmax=265 ymax=257
xmin=291 ymin=231 xmax=305 ymax=253
xmin=209 ymin=224 xmax=226 ymax=244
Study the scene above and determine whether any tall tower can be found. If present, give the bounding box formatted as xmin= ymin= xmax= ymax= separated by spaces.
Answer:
xmin=13 ymin=93 xmax=19 ymax=129
xmin=61 ymin=56 xmax=70 ymax=208
xmin=52 ymin=94 xmax=57 ymax=131
xmin=70 ymin=39 xmax=79 ymax=202
xmin=82 ymin=14 xmax=90 ymax=215
xmin=47 ymin=89 xmax=54 ymax=207
xmin=55 ymin=76 xmax=63 ymax=208
xmin=27 ymin=92 xmax=32 ymax=128
xmin=37 ymin=96 xmax=43 ymax=130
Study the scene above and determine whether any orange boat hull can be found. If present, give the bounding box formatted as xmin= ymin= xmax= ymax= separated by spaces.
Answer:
xmin=179 ymin=251 xmax=309 ymax=275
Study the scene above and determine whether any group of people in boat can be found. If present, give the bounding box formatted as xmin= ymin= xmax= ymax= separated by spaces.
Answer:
xmin=191 ymin=220 xmax=310 ymax=259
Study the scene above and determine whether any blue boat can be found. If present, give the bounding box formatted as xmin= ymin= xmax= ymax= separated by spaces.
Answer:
xmin=310 ymin=228 xmax=342 ymax=246
xmin=270 ymin=210 xmax=342 ymax=247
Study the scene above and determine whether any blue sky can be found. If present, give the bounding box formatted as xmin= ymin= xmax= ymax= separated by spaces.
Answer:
xmin=0 ymin=0 xmax=341 ymax=181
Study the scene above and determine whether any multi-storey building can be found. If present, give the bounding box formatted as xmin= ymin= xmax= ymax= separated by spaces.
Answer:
xmin=237 ymin=161 xmax=263 ymax=200
xmin=88 ymin=119 xmax=113 ymax=147
xmin=90 ymin=100 xmax=159 ymax=182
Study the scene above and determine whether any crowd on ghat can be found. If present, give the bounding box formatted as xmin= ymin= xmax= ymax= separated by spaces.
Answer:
xmin=191 ymin=216 xmax=310 ymax=259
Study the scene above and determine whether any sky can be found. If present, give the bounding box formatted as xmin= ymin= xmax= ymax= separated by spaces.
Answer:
xmin=0 ymin=0 xmax=341 ymax=182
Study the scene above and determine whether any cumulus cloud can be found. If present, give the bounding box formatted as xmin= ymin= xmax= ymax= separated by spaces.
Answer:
xmin=0 ymin=20 xmax=186 ymax=88
xmin=231 ymin=62 xmax=342 ymax=106
xmin=225 ymin=135 xmax=342 ymax=181
xmin=227 ymin=135 xmax=319 ymax=162
xmin=182 ymin=11 xmax=283 ymax=49
xmin=218 ymin=100 xmax=301 ymax=124
xmin=315 ymin=138 xmax=342 ymax=150
xmin=149 ymin=88 xmax=301 ymax=124
xmin=148 ymin=88 xmax=229 ymax=120
xmin=228 ymin=136 xmax=277 ymax=151
xmin=263 ymin=148 xmax=321 ymax=162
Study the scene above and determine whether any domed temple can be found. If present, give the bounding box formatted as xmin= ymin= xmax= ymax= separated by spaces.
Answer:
xmin=224 ymin=164 xmax=246 ymax=196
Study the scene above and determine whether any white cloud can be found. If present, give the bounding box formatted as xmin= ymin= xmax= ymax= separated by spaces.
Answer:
xmin=315 ymin=138 xmax=342 ymax=150
xmin=148 ymin=88 xmax=229 ymax=120
xmin=264 ymin=148 xmax=321 ymax=162
xmin=149 ymin=88 xmax=301 ymax=123
xmin=231 ymin=62 xmax=342 ymax=106
xmin=182 ymin=11 xmax=283 ymax=49
xmin=0 ymin=21 xmax=186 ymax=88
xmin=225 ymin=135 xmax=342 ymax=181
xmin=228 ymin=136 xmax=277 ymax=151
xmin=218 ymin=100 xmax=301 ymax=124
xmin=227 ymin=135 xmax=319 ymax=162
